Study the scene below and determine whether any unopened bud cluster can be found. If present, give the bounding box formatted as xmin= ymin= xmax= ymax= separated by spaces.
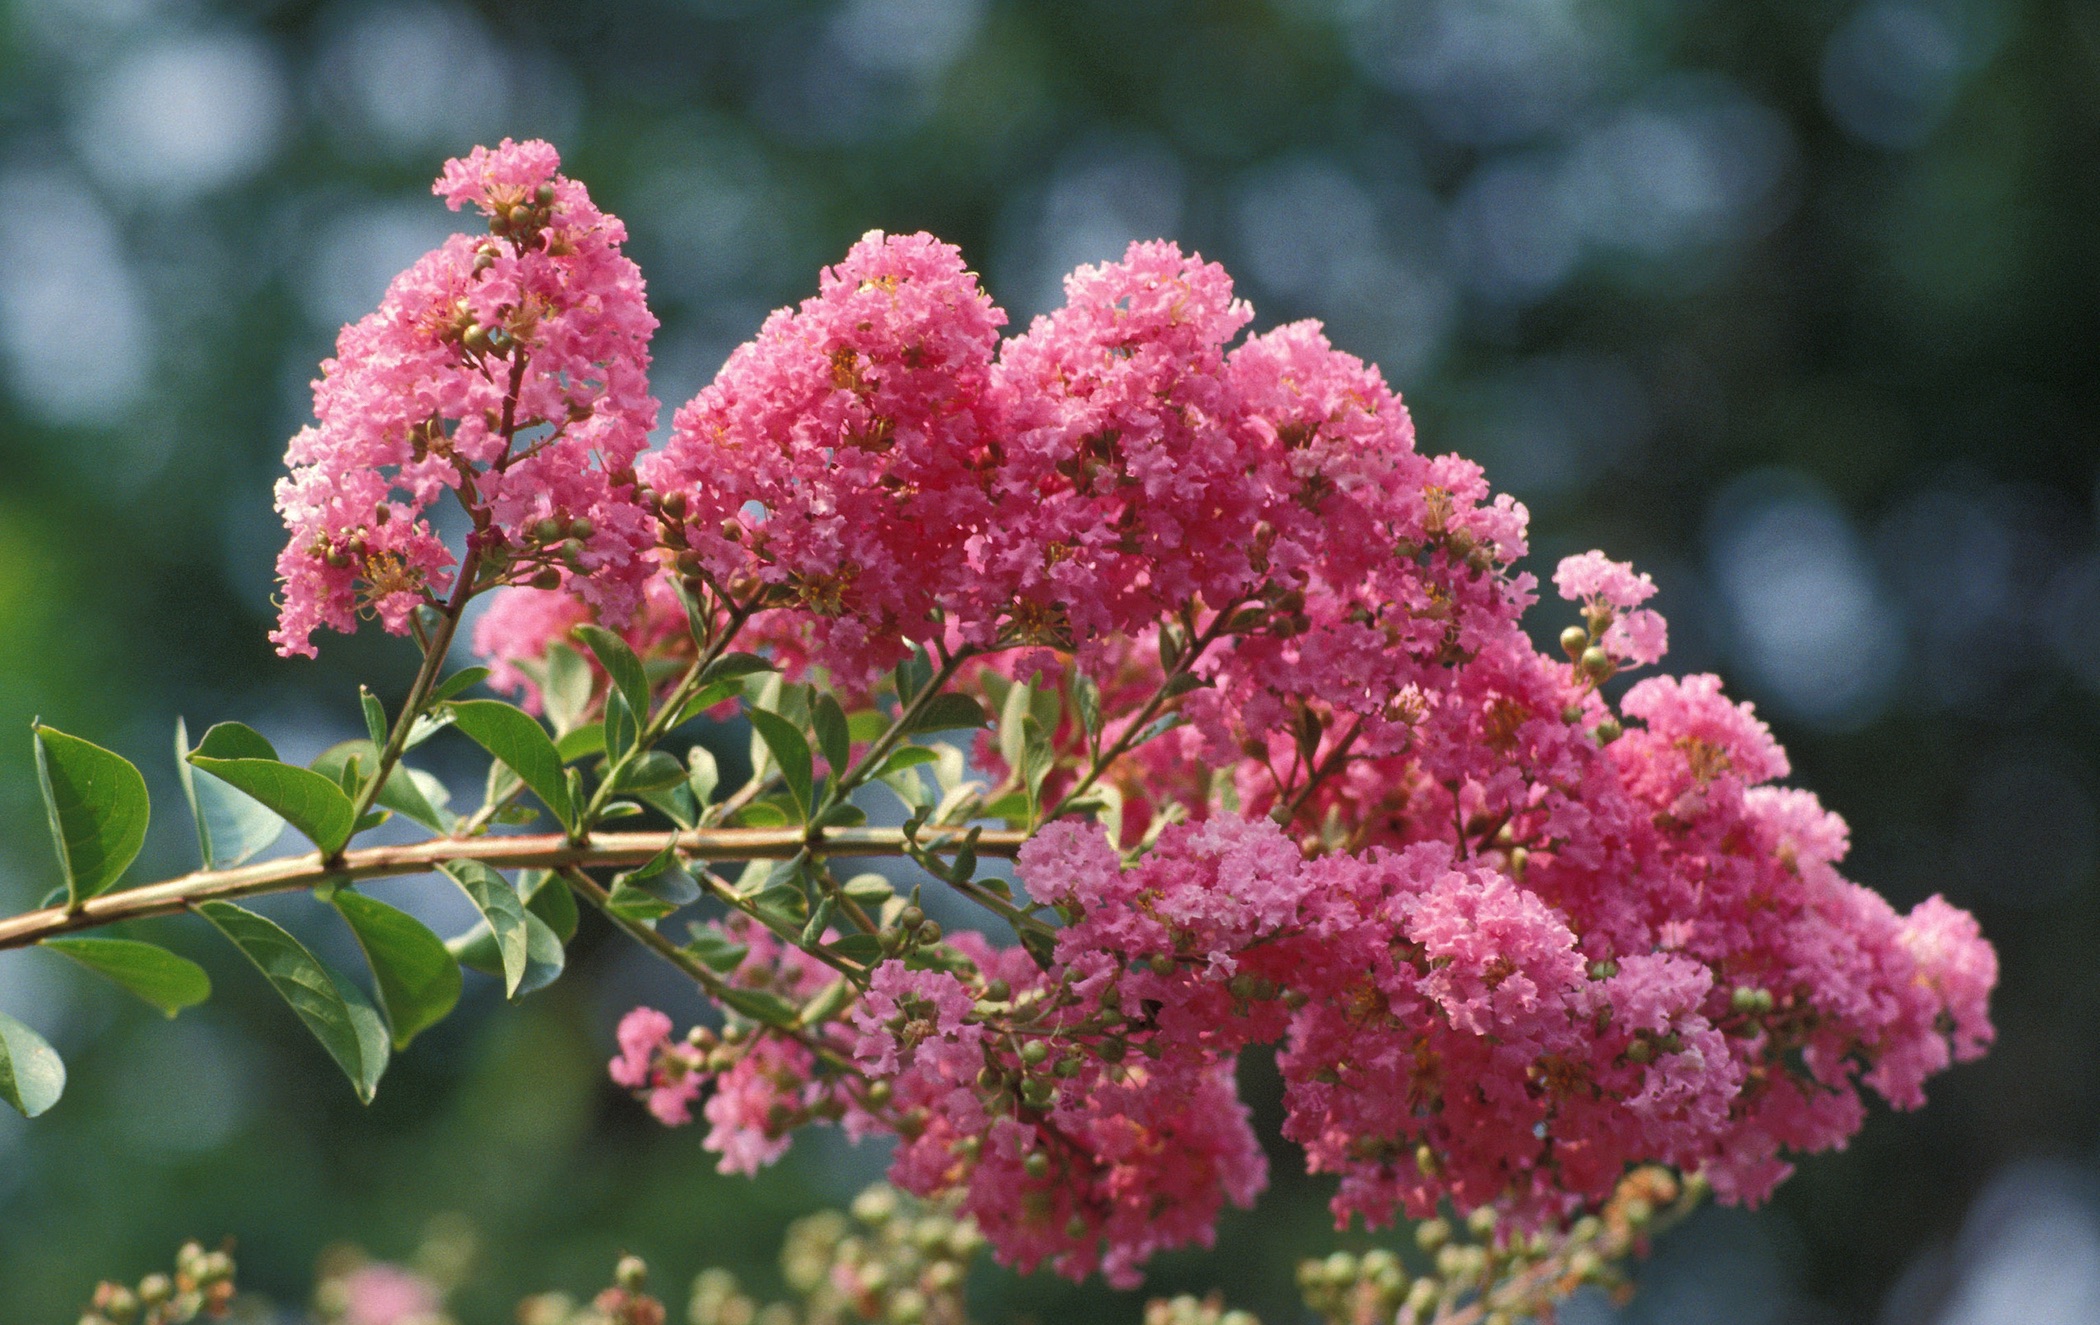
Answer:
xmin=685 ymin=1185 xmax=980 ymax=1325
xmin=1293 ymin=1167 xmax=1706 ymax=1325
xmin=79 ymin=1242 xmax=236 ymax=1325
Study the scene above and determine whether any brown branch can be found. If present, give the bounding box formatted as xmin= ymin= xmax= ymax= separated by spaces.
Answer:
xmin=0 ymin=827 xmax=1029 ymax=950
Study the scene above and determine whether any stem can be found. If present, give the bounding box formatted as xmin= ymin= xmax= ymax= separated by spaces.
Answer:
xmin=561 ymin=867 xmax=860 ymax=1074
xmin=0 ymin=827 xmax=1028 ymax=951
xmin=1044 ymin=601 xmax=1243 ymax=822
xmin=573 ymin=598 xmax=756 ymax=834
xmin=825 ymin=647 xmax=978 ymax=816
xmin=342 ymin=547 xmax=482 ymax=840
xmin=1274 ymin=715 xmax=1365 ymax=829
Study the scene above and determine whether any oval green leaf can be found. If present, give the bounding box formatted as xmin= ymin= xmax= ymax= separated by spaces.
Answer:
xmin=574 ymin=624 xmax=651 ymax=725
xmin=0 ymin=1009 xmax=65 ymax=1117
xmin=33 ymin=724 xmax=150 ymax=905
xmin=440 ymin=860 xmax=531 ymax=997
xmin=42 ymin=936 xmax=211 ymax=1019
xmin=747 ymin=707 xmax=813 ymax=819
xmin=195 ymin=900 xmax=387 ymax=1103
xmin=445 ymin=700 xmax=574 ymax=830
xmin=904 ymin=693 xmax=989 ymax=735
xmin=187 ymin=754 xmax=356 ymax=855
xmin=330 ymin=890 xmax=462 ymax=1050
xmin=176 ymin=718 xmax=285 ymax=869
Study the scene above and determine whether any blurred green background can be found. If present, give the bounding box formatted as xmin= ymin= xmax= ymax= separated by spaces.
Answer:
xmin=1 ymin=0 xmax=2095 ymax=1321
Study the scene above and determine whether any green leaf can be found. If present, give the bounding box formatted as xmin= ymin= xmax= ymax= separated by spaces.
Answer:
xmin=429 ymin=667 xmax=491 ymax=705
xmin=700 ymin=652 xmax=774 ymax=685
xmin=603 ymin=688 xmax=639 ymax=764
xmin=440 ymin=860 xmax=531 ymax=998
xmin=717 ymin=985 xmax=799 ymax=1029
xmin=687 ymin=746 xmax=720 ymax=803
xmin=875 ymin=746 xmax=939 ymax=778
xmin=526 ymin=643 xmax=594 ymax=736
xmin=42 ymin=937 xmax=210 ymax=1018
xmin=176 ymin=717 xmax=283 ymax=870
xmin=33 ymin=723 xmax=150 ymax=905
xmin=574 ymin=624 xmax=651 ymax=726
xmin=516 ymin=912 xmax=566 ymax=996
xmin=310 ymin=742 xmax=454 ymax=834
xmin=196 ymin=900 xmax=388 ymax=1103
xmin=747 ymin=708 xmax=813 ymax=819
xmin=555 ymin=722 xmax=605 ymax=764
xmin=445 ymin=700 xmax=574 ymax=830
xmin=812 ymin=694 xmax=851 ymax=779
xmin=1071 ymin=672 xmax=1103 ymax=742
xmin=521 ymin=871 xmax=579 ymax=944
xmin=670 ymin=681 xmax=742 ymax=729
xmin=825 ymin=932 xmax=885 ymax=964
xmin=638 ymin=782 xmax=698 ymax=829
xmin=682 ymin=925 xmax=749 ymax=973
xmin=612 ymin=749 xmax=686 ymax=793
xmin=1021 ymin=716 xmax=1056 ymax=819
xmin=999 ymin=680 xmax=1035 ymax=772
xmin=0 ymin=1010 xmax=64 ymax=1117
xmin=893 ymin=647 xmax=934 ymax=707
xmin=359 ymin=687 xmax=387 ymax=749
xmin=904 ymin=693 xmax=988 ymax=734
xmin=188 ymin=752 xmax=356 ymax=855
xmin=605 ymin=884 xmax=677 ymax=923
xmin=330 ymin=890 xmax=461 ymax=1050
xmin=403 ymin=709 xmax=455 ymax=751
xmin=193 ymin=720 xmax=278 ymax=762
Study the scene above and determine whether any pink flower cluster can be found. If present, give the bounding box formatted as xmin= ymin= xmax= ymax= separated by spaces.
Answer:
xmin=273 ymin=179 xmax=1988 ymax=1286
xmin=272 ymin=139 xmax=659 ymax=657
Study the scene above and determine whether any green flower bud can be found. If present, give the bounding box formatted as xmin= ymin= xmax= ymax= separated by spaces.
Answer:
xmin=1023 ymin=1151 xmax=1051 ymax=1179
xmin=1414 ymin=1217 xmax=1451 ymax=1253
xmin=1560 ymin=625 xmax=1590 ymax=659
xmin=1595 ymin=716 xmax=1624 ymax=744
xmin=1020 ymin=1039 xmax=1050 ymax=1067
xmin=1580 ymin=645 xmax=1613 ymax=679
xmin=614 ymin=1255 xmax=648 ymax=1291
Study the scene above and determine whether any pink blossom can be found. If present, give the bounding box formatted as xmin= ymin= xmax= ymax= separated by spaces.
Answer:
xmin=1554 ymin=550 xmax=1657 ymax=609
xmin=339 ymin=1263 xmax=442 ymax=1325
xmin=272 ymin=138 xmax=658 ymax=657
xmin=641 ymin=230 xmax=1004 ymax=683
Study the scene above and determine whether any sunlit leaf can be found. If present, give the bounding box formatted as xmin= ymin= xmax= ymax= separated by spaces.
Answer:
xmin=43 ymin=936 xmax=210 ymax=1019
xmin=196 ymin=900 xmax=388 ymax=1103
xmin=33 ymin=723 xmax=150 ymax=905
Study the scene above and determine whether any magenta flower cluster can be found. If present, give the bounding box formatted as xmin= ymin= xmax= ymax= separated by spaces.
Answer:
xmin=273 ymin=143 xmax=1994 ymax=1292
xmin=272 ymin=140 xmax=659 ymax=657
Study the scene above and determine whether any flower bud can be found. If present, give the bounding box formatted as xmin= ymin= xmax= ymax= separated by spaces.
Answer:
xmin=1020 ymin=1040 xmax=1050 ymax=1067
xmin=1595 ymin=716 xmax=1623 ymax=745
xmin=1560 ymin=626 xmax=1589 ymax=659
xmin=615 ymin=1255 xmax=648 ymax=1291
xmin=1414 ymin=1217 xmax=1451 ymax=1253
xmin=1023 ymin=1151 xmax=1051 ymax=1179
xmin=983 ymin=979 xmax=1011 ymax=1002
xmin=1580 ymin=645 xmax=1612 ymax=679
xmin=567 ymin=515 xmax=595 ymax=540
xmin=530 ymin=567 xmax=563 ymax=590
